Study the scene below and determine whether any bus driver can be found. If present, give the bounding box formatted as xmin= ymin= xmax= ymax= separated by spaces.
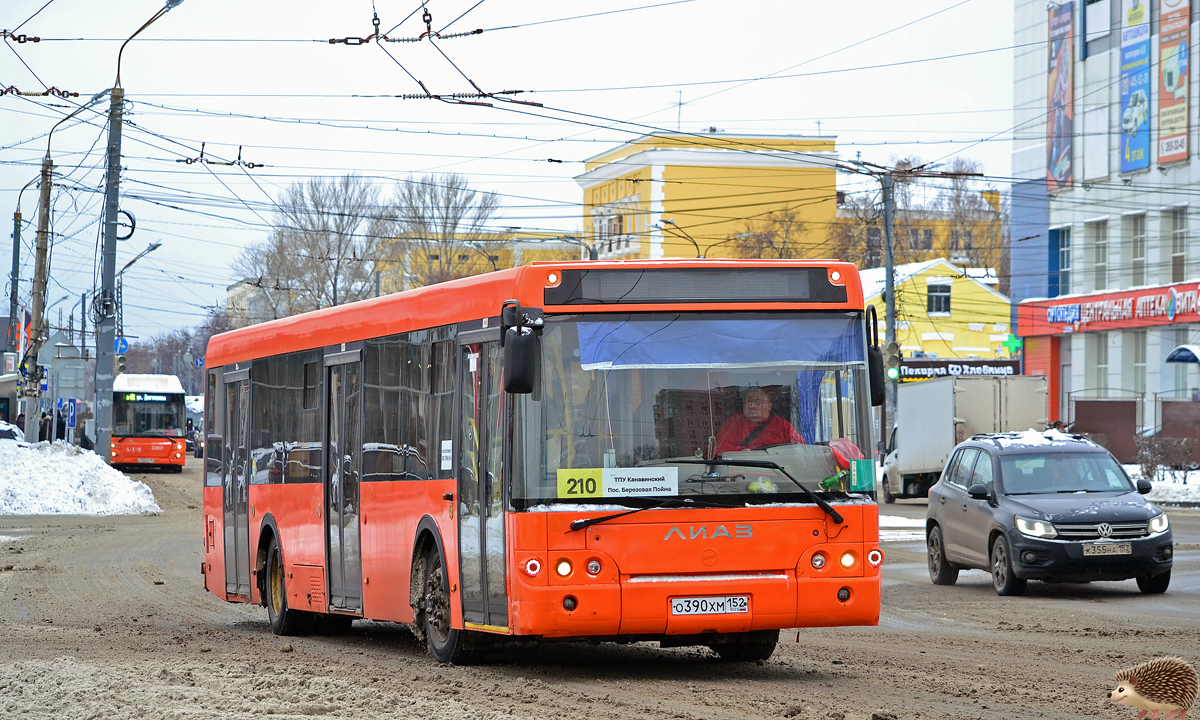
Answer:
xmin=713 ymin=387 xmax=805 ymax=455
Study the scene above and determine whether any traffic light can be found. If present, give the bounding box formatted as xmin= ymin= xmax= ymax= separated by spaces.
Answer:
xmin=883 ymin=340 xmax=901 ymax=381
xmin=116 ymin=354 xmax=126 ymax=375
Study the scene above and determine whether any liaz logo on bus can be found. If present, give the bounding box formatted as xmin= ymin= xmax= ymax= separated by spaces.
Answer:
xmin=663 ymin=525 xmax=752 ymax=540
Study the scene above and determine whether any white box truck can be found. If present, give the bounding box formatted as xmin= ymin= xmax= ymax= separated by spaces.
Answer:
xmin=881 ymin=374 xmax=1048 ymax=502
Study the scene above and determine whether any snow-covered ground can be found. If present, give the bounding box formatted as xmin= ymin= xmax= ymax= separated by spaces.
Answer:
xmin=0 ymin=443 xmax=160 ymax=516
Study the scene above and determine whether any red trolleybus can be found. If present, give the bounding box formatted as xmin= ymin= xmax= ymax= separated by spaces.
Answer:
xmin=202 ymin=260 xmax=885 ymax=663
xmin=111 ymin=373 xmax=188 ymax=471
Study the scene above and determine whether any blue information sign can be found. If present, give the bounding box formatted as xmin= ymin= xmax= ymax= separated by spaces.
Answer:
xmin=67 ymin=399 xmax=76 ymax=429
xmin=115 ymin=337 xmax=129 ymax=354
xmin=195 ymin=357 xmax=204 ymax=368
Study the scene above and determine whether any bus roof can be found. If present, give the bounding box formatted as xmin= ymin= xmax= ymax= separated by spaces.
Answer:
xmin=114 ymin=374 xmax=186 ymax=394
xmin=207 ymin=259 xmax=863 ymax=367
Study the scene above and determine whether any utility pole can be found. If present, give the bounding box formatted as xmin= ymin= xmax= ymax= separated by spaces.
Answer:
xmin=25 ymin=157 xmax=54 ymax=444
xmin=881 ymin=173 xmax=897 ymax=424
xmin=95 ymin=87 xmax=124 ymax=462
xmin=8 ymin=210 xmax=20 ymax=353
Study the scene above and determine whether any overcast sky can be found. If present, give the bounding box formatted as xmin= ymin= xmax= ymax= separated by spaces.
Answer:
xmin=1 ymin=0 xmax=1014 ymax=341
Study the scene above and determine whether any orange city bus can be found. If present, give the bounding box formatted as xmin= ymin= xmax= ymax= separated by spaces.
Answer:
xmin=201 ymin=259 xmax=885 ymax=663
xmin=110 ymin=373 xmax=188 ymax=471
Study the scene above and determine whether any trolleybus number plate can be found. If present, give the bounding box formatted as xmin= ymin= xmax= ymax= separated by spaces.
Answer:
xmin=1082 ymin=542 xmax=1131 ymax=556
xmin=670 ymin=595 xmax=749 ymax=616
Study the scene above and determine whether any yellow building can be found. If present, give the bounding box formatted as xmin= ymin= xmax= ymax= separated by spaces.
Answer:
xmin=860 ymin=258 xmax=1013 ymax=360
xmin=574 ymin=132 xmax=838 ymax=259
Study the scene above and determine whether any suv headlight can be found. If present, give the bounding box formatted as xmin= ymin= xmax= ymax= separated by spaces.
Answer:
xmin=1149 ymin=513 xmax=1170 ymax=535
xmin=1016 ymin=516 xmax=1058 ymax=539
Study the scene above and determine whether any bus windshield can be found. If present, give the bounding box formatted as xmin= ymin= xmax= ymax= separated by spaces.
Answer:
xmin=513 ymin=311 xmax=873 ymax=507
xmin=115 ymin=397 xmax=186 ymax=438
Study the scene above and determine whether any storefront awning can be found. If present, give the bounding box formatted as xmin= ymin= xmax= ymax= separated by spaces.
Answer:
xmin=1165 ymin=344 xmax=1200 ymax=363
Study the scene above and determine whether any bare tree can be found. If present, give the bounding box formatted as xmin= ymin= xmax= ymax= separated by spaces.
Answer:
xmin=934 ymin=158 xmax=1005 ymax=270
xmin=235 ymin=174 xmax=389 ymax=316
xmin=383 ymin=174 xmax=502 ymax=288
xmin=731 ymin=205 xmax=813 ymax=259
xmin=828 ymin=192 xmax=883 ymax=268
xmin=125 ymin=308 xmax=231 ymax=394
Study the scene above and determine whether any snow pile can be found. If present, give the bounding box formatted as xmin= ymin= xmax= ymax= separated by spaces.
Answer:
xmin=1124 ymin=464 xmax=1200 ymax=504
xmin=880 ymin=514 xmax=925 ymax=542
xmin=0 ymin=443 xmax=160 ymax=515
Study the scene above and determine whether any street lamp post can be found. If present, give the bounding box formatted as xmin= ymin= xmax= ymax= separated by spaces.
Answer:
xmin=96 ymin=0 xmax=186 ymax=464
xmin=555 ymin=235 xmax=598 ymax=260
xmin=702 ymin=232 xmax=757 ymax=258
xmin=116 ymin=241 xmax=162 ymax=337
xmin=660 ymin=219 xmax=701 ymax=258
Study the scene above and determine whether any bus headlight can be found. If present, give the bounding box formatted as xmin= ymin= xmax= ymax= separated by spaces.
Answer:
xmin=555 ymin=559 xmax=572 ymax=577
xmin=840 ymin=552 xmax=856 ymax=568
xmin=811 ymin=553 xmax=827 ymax=569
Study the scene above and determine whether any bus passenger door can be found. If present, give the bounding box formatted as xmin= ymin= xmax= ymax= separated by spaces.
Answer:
xmin=324 ymin=350 xmax=363 ymax=613
xmin=222 ymin=370 xmax=252 ymax=598
xmin=458 ymin=340 xmax=508 ymax=629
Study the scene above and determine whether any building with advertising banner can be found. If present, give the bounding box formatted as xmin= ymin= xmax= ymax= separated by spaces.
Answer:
xmin=1010 ymin=0 xmax=1200 ymax=453
xmin=1017 ymin=280 xmax=1200 ymax=460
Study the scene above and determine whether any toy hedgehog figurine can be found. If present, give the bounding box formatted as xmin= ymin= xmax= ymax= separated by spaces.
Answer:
xmin=1108 ymin=657 xmax=1199 ymax=719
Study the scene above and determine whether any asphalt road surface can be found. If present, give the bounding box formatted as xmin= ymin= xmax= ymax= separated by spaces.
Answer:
xmin=0 ymin=464 xmax=1195 ymax=720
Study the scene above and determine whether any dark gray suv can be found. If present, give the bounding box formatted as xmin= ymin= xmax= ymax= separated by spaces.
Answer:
xmin=925 ymin=431 xmax=1173 ymax=596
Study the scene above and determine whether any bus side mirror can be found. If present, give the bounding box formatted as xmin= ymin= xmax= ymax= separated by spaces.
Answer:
xmin=868 ymin=345 xmax=885 ymax=407
xmin=501 ymin=299 xmax=542 ymax=395
xmin=503 ymin=327 xmax=540 ymax=394
xmin=865 ymin=305 xmax=884 ymax=407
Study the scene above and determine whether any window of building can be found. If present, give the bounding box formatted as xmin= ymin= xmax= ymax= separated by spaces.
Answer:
xmin=950 ymin=229 xmax=961 ymax=251
xmin=922 ymin=228 xmax=933 ymax=251
xmin=963 ymin=229 xmax=974 ymax=250
xmin=866 ymin=227 xmax=882 ymax=267
xmin=1131 ymin=329 xmax=1146 ymax=396
xmin=1171 ymin=207 xmax=1188 ymax=283
xmin=1091 ymin=222 xmax=1108 ymax=290
xmin=908 ymin=228 xmax=920 ymax=251
xmin=1093 ymin=332 xmax=1109 ymax=397
xmin=1130 ymin=214 xmax=1146 ymax=286
xmin=1050 ymin=227 xmax=1072 ymax=296
xmin=927 ymin=284 xmax=951 ymax=315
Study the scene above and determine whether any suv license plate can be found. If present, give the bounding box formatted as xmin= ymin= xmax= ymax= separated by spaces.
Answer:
xmin=670 ymin=596 xmax=749 ymax=616
xmin=1082 ymin=542 xmax=1131 ymax=556
xmin=136 ymin=458 xmax=155 ymax=463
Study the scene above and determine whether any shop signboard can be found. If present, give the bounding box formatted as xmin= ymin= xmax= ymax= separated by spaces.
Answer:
xmin=1017 ymin=280 xmax=1200 ymax=336
xmin=1158 ymin=0 xmax=1191 ymax=164
xmin=899 ymin=358 xmax=1021 ymax=382
xmin=1047 ymin=2 xmax=1075 ymax=190
xmin=1120 ymin=0 xmax=1152 ymax=173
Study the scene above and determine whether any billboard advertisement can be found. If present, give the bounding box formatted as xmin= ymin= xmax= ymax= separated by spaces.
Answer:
xmin=1159 ymin=0 xmax=1191 ymax=164
xmin=1047 ymin=2 xmax=1075 ymax=190
xmin=1120 ymin=0 xmax=1152 ymax=173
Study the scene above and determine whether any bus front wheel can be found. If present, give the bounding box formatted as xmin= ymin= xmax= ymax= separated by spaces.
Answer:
xmin=419 ymin=548 xmax=481 ymax=664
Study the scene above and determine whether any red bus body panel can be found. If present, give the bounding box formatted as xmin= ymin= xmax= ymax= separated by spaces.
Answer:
xmin=112 ymin=436 xmax=185 ymax=469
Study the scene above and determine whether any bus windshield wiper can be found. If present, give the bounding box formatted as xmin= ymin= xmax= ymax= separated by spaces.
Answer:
xmin=568 ymin=497 xmax=730 ymax=532
xmin=674 ymin=458 xmax=844 ymax=525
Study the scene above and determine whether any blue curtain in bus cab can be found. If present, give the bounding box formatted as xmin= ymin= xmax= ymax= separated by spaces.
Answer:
xmin=576 ymin=316 xmax=864 ymax=370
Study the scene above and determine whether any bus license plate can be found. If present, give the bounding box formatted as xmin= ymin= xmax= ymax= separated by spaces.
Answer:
xmin=136 ymin=458 xmax=155 ymax=463
xmin=1082 ymin=542 xmax=1131 ymax=556
xmin=670 ymin=595 xmax=749 ymax=616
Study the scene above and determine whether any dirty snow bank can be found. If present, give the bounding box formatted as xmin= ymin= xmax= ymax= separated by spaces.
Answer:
xmin=0 ymin=443 xmax=160 ymax=515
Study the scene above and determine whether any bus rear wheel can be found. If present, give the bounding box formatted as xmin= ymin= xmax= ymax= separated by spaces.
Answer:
xmin=710 ymin=629 xmax=779 ymax=661
xmin=265 ymin=537 xmax=311 ymax=636
xmin=419 ymin=548 xmax=480 ymax=664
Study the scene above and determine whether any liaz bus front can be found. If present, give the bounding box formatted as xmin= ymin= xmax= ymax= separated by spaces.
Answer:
xmin=110 ymin=373 xmax=188 ymax=471
xmin=491 ymin=261 xmax=883 ymax=660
